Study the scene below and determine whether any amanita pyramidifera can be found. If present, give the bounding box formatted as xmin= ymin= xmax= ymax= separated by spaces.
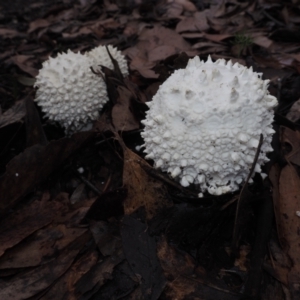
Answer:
xmin=141 ymin=56 xmax=277 ymax=196
xmin=34 ymin=45 xmax=128 ymax=133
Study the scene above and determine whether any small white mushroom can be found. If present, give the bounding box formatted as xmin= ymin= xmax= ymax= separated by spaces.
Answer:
xmin=34 ymin=46 xmax=128 ymax=133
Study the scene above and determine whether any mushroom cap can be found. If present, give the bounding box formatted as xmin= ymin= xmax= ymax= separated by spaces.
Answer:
xmin=87 ymin=45 xmax=129 ymax=76
xmin=141 ymin=56 xmax=277 ymax=196
xmin=34 ymin=50 xmax=108 ymax=133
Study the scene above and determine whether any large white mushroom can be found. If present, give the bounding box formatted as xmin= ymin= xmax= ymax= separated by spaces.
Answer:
xmin=141 ymin=56 xmax=277 ymax=196
xmin=34 ymin=46 xmax=128 ymax=133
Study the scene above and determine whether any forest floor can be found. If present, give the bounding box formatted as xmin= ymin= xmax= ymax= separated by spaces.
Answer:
xmin=0 ymin=0 xmax=300 ymax=299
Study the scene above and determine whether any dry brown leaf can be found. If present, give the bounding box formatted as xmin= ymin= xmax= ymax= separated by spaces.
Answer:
xmin=121 ymin=216 xmax=166 ymax=298
xmin=0 ymin=28 xmax=23 ymax=38
xmin=252 ymin=54 xmax=283 ymax=69
xmin=0 ymin=100 xmax=26 ymax=129
xmin=0 ymin=231 xmax=91 ymax=300
xmin=28 ymin=19 xmax=51 ymax=33
xmin=192 ymin=41 xmax=227 ymax=54
xmin=180 ymin=32 xmax=205 ymax=39
xmin=62 ymin=27 xmax=93 ymax=38
xmin=120 ymin=141 xmax=171 ymax=220
xmin=74 ymin=248 xmax=124 ymax=296
xmin=124 ymin=24 xmax=195 ymax=78
xmin=139 ymin=25 xmax=192 ymax=52
xmin=112 ymin=86 xmax=140 ymax=132
xmin=0 ymin=225 xmax=87 ymax=269
xmin=0 ymin=197 xmax=66 ymax=257
xmin=204 ymin=33 xmax=232 ymax=42
xmin=129 ymin=57 xmax=158 ymax=78
xmin=40 ymin=250 xmax=98 ymax=300
xmin=148 ymin=45 xmax=177 ymax=62
xmin=252 ymin=36 xmax=273 ymax=49
xmin=276 ymin=164 xmax=300 ymax=296
xmin=280 ymin=126 xmax=300 ymax=166
xmin=0 ymin=132 xmax=94 ymax=214
xmin=10 ymin=55 xmax=38 ymax=77
xmin=176 ymin=11 xmax=209 ymax=33
xmin=269 ymin=164 xmax=289 ymax=286
xmin=157 ymin=237 xmax=239 ymax=300
xmin=286 ymin=98 xmax=300 ymax=123
xmin=172 ymin=0 xmax=197 ymax=12
xmin=163 ymin=1 xmax=183 ymax=18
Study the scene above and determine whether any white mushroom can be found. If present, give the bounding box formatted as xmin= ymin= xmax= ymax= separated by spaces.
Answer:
xmin=141 ymin=56 xmax=277 ymax=196
xmin=34 ymin=46 xmax=128 ymax=133
xmin=87 ymin=45 xmax=129 ymax=76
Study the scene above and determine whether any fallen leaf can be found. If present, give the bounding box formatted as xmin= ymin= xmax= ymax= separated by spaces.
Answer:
xmin=0 ymin=231 xmax=91 ymax=300
xmin=85 ymin=188 xmax=126 ymax=221
xmin=0 ymin=100 xmax=26 ymax=129
xmin=0 ymin=224 xmax=87 ymax=269
xmin=157 ymin=237 xmax=239 ymax=300
xmin=90 ymin=220 xmax=122 ymax=256
xmin=252 ymin=54 xmax=283 ymax=69
xmin=280 ymin=126 xmax=300 ymax=166
xmin=252 ymin=36 xmax=273 ymax=48
xmin=286 ymin=98 xmax=300 ymax=122
xmin=39 ymin=250 xmax=98 ymax=300
xmin=120 ymin=140 xmax=171 ymax=220
xmin=28 ymin=19 xmax=51 ymax=33
xmin=204 ymin=33 xmax=232 ymax=42
xmin=163 ymin=1 xmax=183 ymax=18
xmin=10 ymin=55 xmax=38 ymax=77
xmin=148 ymin=45 xmax=177 ymax=62
xmin=16 ymin=75 xmax=36 ymax=86
xmin=0 ymin=196 xmax=66 ymax=257
xmin=25 ymin=96 xmax=48 ymax=147
xmin=176 ymin=11 xmax=209 ymax=33
xmin=129 ymin=57 xmax=158 ymax=78
xmin=276 ymin=164 xmax=300 ymax=297
xmin=112 ymin=86 xmax=140 ymax=131
xmin=74 ymin=249 xmax=124 ymax=297
xmin=0 ymin=132 xmax=94 ymax=214
xmin=124 ymin=24 xmax=195 ymax=78
xmin=121 ymin=215 xmax=166 ymax=300
xmin=0 ymin=28 xmax=20 ymax=38
xmin=173 ymin=0 xmax=197 ymax=12
xmin=0 ymin=28 xmax=23 ymax=38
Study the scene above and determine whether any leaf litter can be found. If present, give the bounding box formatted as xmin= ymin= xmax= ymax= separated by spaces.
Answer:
xmin=0 ymin=0 xmax=300 ymax=299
